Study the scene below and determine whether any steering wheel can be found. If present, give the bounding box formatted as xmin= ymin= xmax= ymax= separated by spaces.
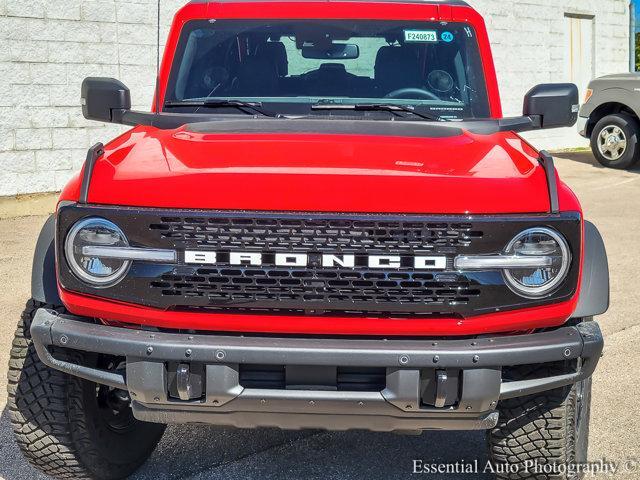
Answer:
xmin=384 ymin=88 xmax=440 ymax=101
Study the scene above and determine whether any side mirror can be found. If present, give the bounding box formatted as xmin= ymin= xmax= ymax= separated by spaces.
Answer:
xmin=523 ymin=83 xmax=579 ymax=129
xmin=81 ymin=77 xmax=131 ymax=123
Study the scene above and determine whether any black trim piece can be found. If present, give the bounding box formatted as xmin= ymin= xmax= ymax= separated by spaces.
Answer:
xmin=31 ymin=215 xmax=62 ymax=305
xmin=185 ymin=118 xmax=463 ymax=138
xmin=79 ymin=143 xmax=105 ymax=204
xmin=32 ymin=308 xmax=603 ymax=372
xmin=460 ymin=116 xmax=538 ymax=135
xmin=119 ymin=110 xmax=222 ymax=129
xmin=500 ymin=321 xmax=603 ymax=399
xmin=539 ymin=150 xmax=559 ymax=214
xmin=33 ymin=336 xmax=126 ymax=390
xmin=496 ymin=116 xmax=538 ymax=132
xmin=117 ymin=110 xmax=542 ymax=135
xmin=573 ymin=221 xmax=610 ymax=317
xmin=58 ymin=204 xmax=582 ymax=223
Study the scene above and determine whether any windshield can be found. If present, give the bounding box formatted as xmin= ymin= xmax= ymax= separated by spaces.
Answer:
xmin=165 ymin=19 xmax=491 ymax=120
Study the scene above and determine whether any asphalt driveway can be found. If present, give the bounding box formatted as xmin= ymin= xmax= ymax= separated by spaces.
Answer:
xmin=0 ymin=151 xmax=638 ymax=479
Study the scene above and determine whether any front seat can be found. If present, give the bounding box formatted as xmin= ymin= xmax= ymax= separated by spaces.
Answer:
xmin=234 ymin=56 xmax=279 ymax=96
xmin=374 ymin=46 xmax=423 ymax=95
xmin=257 ymin=41 xmax=289 ymax=77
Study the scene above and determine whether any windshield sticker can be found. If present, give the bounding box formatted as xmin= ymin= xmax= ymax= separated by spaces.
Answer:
xmin=404 ymin=30 xmax=438 ymax=43
xmin=440 ymin=31 xmax=454 ymax=43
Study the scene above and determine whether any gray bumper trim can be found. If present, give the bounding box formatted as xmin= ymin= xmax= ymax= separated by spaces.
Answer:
xmin=31 ymin=310 xmax=600 ymax=370
xmin=30 ymin=309 xmax=603 ymax=431
xmin=132 ymin=403 xmax=500 ymax=432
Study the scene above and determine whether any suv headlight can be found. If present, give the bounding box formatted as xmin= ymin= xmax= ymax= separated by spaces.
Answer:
xmin=502 ymin=227 xmax=571 ymax=298
xmin=64 ymin=217 xmax=130 ymax=287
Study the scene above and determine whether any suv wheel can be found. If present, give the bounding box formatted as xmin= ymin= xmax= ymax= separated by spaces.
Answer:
xmin=590 ymin=114 xmax=640 ymax=169
xmin=487 ymin=365 xmax=592 ymax=480
xmin=7 ymin=300 xmax=165 ymax=480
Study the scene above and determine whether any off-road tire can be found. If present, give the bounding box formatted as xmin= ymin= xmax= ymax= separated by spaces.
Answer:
xmin=487 ymin=365 xmax=592 ymax=480
xmin=7 ymin=299 xmax=166 ymax=480
xmin=590 ymin=113 xmax=640 ymax=169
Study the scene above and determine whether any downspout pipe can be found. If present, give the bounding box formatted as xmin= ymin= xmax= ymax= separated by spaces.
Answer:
xmin=632 ymin=1 xmax=636 ymax=72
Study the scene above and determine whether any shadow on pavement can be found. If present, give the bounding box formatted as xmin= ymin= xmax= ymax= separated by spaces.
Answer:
xmin=558 ymin=150 xmax=640 ymax=174
xmin=0 ymin=403 xmax=491 ymax=480
xmin=135 ymin=426 xmax=491 ymax=480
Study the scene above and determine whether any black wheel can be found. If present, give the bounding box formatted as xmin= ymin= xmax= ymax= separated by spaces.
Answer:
xmin=488 ymin=365 xmax=592 ymax=480
xmin=590 ymin=114 xmax=640 ymax=169
xmin=7 ymin=299 xmax=165 ymax=480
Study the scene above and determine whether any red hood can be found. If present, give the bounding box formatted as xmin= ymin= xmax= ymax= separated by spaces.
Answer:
xmin=84 ymin=124 xmax=551 ymax=214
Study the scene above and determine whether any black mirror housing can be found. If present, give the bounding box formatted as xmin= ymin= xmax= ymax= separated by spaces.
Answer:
xmin=302 ymin=43 xmax=360 ymax=60
xmin=81 ymin=77 xmax=131 ymax=123
xmin=523 ymin=83 xmax=579 ymax=130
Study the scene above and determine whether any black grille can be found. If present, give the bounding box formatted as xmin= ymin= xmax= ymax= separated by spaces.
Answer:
xmin=150 ymin=216 xmax=484 ymax=253
xmin=151 ymin=268 xmax=481 ymax=315
xmin=146 ymin=214 xmax=484 ymax=315
xmin=56 ymin=206 xmax=582 ymax=318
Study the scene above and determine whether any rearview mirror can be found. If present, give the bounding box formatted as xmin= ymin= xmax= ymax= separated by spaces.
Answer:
xmin=81 ymin=77 xmax=131 ymax=123
xmin=301 ymin=43 xmax=359 ymax=60
xmin=523 ymin=83 xmax=579 ymax=129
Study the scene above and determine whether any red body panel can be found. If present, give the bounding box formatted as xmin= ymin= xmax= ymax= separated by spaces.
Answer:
xmin=74 ymin=127 xmax=553 ymax=214
xmin=57 ymin=1 xmax=584 ymax=336
xmin=60 ymin=288 xmax=579 ymax=337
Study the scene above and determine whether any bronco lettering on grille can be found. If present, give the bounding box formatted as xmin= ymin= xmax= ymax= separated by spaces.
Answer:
xmin=184 ymin=251 xmax=448 ymax=270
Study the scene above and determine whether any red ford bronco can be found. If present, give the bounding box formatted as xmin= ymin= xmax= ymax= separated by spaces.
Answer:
xmin=9 ymin=1 xmax=608 ymax=479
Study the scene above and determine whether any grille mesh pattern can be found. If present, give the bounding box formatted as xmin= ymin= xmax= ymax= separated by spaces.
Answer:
xmin=149 ymin=216 xmax=483 ymax=253
xmin=145 ymin=215 xmax=485 ymax=314
xmin=150 ymin=268 xmax=481 ymax=313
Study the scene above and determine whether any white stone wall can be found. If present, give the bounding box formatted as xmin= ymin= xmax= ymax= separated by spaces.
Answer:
xmin=0 ymin=0 xmax=631 ymax=196
xmin=0 ymin=0 xmax=184 ymax=196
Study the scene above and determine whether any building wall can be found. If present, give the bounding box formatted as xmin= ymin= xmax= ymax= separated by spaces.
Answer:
xmin=0 ymin=0 xmax=631 ymax=196
xmin=0 ymin=0 xmax=184 ymax=196
xmin=469 ymin=0 xmax=630 ymax=150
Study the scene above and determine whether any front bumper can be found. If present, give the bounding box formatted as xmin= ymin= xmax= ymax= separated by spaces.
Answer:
xmin=31 ymin=308 xmax=603 ymax=432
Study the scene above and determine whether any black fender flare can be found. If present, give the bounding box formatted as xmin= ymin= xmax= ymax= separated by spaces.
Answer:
xmin=31 ymin=215 xmax=62 ymax=305
xmin=573 ymin=221 xmax=609 ymax=318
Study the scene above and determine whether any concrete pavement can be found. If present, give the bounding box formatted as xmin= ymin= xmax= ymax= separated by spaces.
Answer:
xmin=0 ymin=151 xmax=638 ymax=479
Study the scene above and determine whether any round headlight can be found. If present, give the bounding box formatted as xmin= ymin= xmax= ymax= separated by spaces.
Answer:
xmin=503 ymin=227 xmax=571 ymax=298
xmin=64 ymin=218 xmax=130 ymax=287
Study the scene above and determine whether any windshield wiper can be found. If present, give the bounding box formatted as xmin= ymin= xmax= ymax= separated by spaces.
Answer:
xmin=310 ymin=103 xmax=443 ymax=122
xmin=164 ymin=99 xmax=278 ymax=117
